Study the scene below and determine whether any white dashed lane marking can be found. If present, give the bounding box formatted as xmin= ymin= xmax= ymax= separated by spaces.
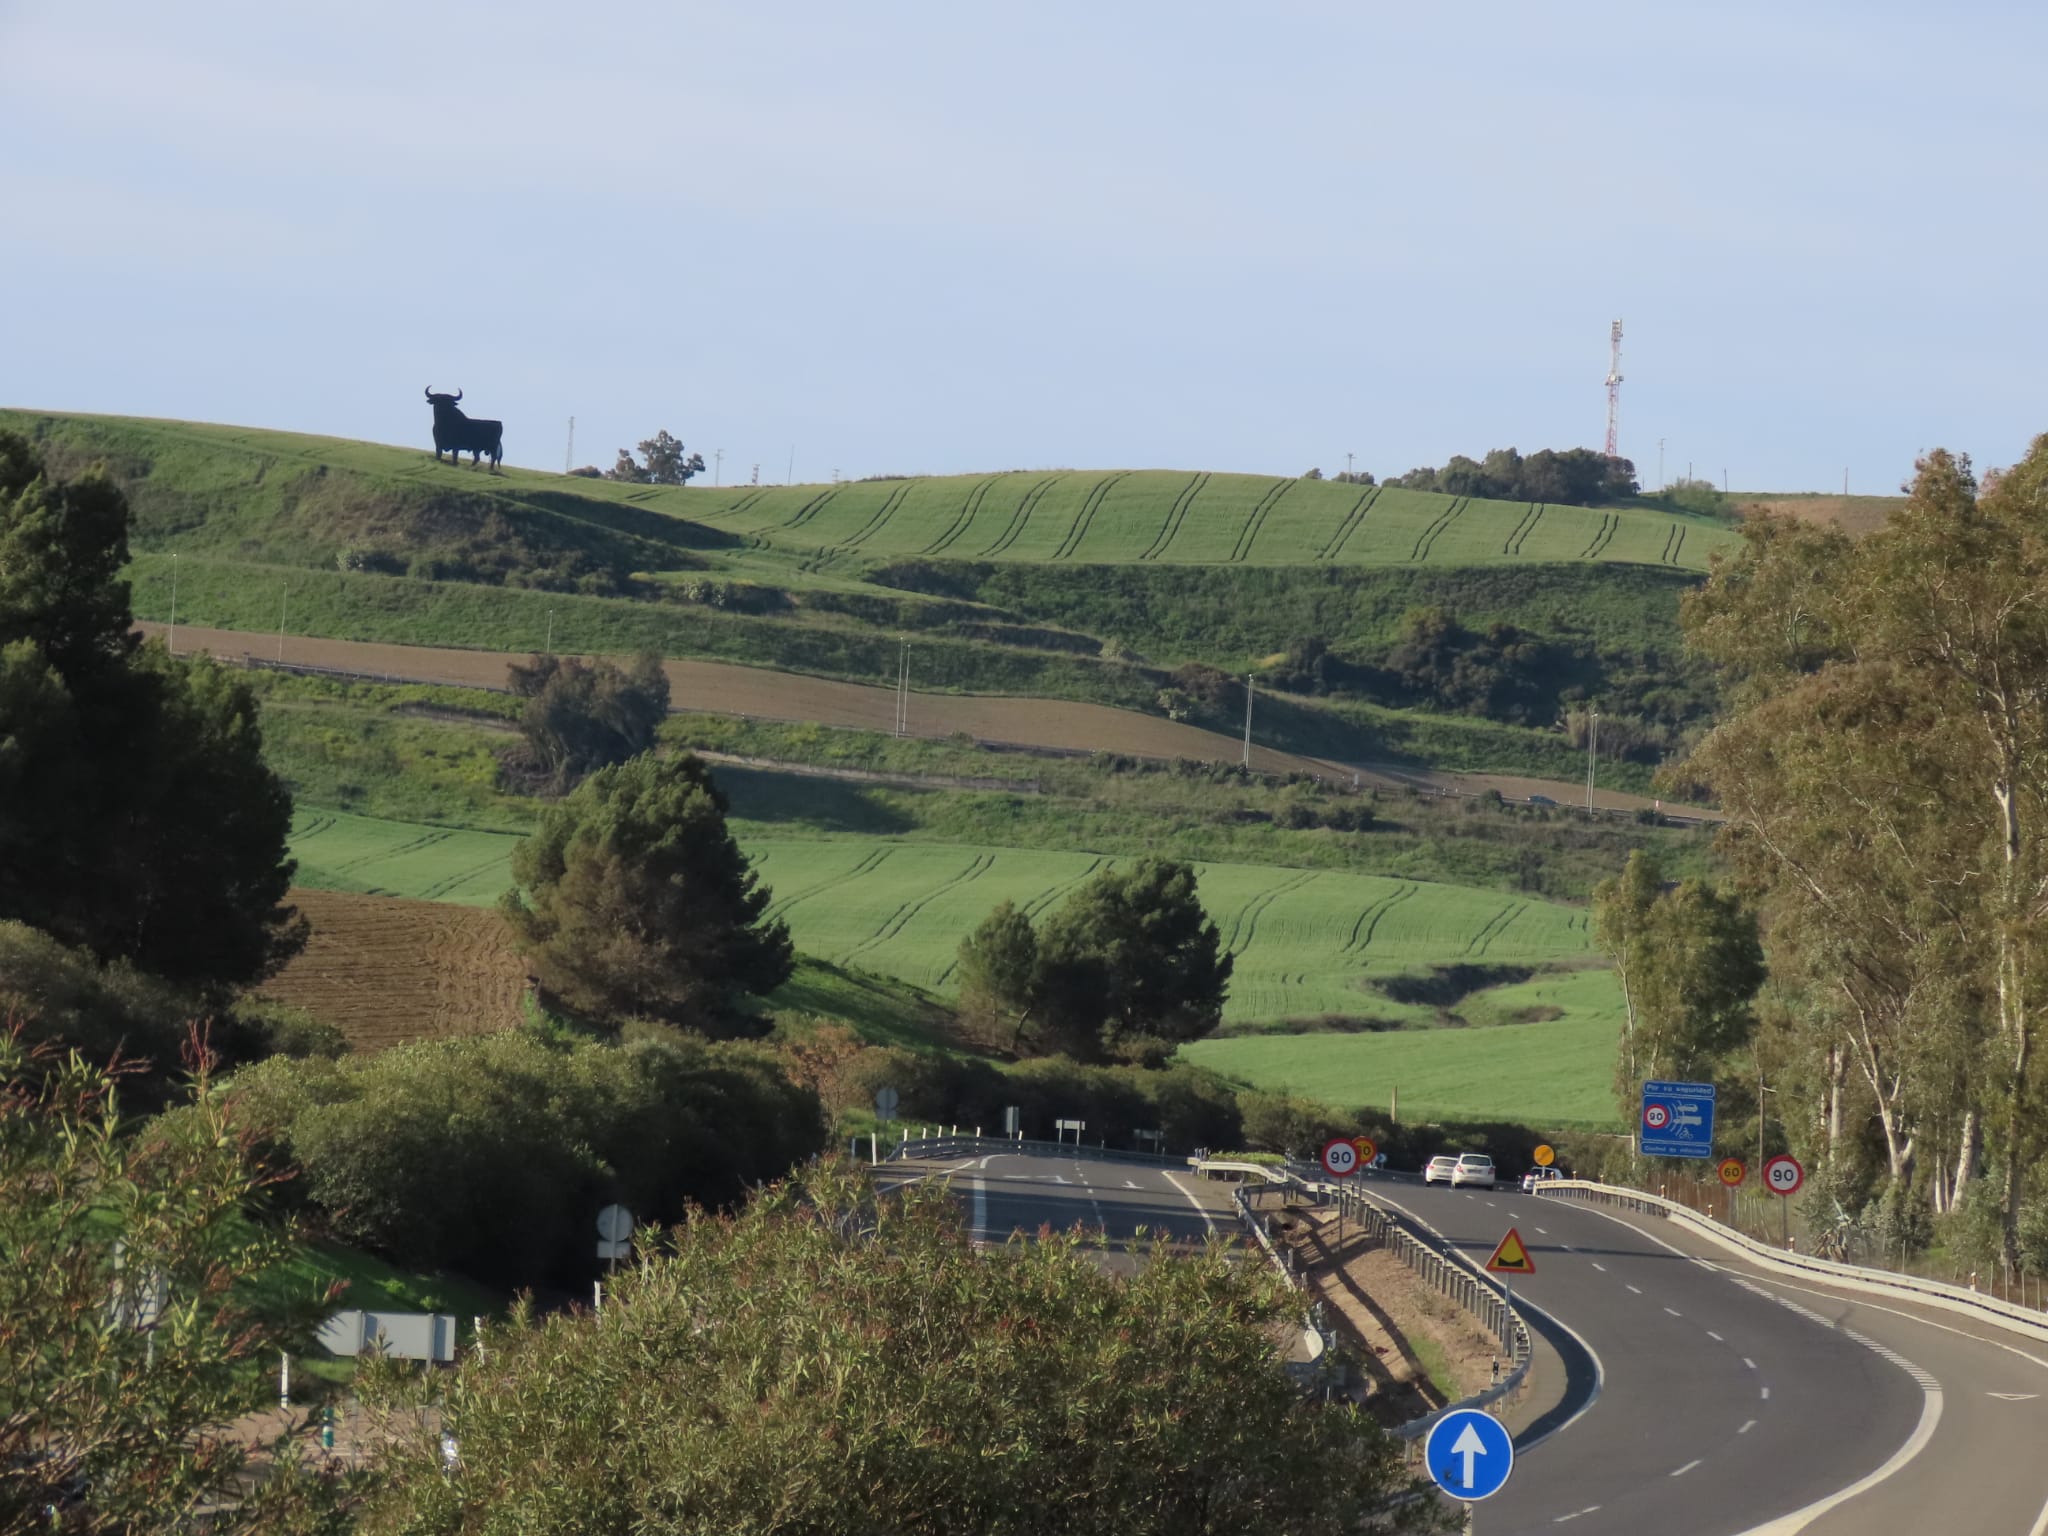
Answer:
xmin=1672 ymin=1460 xmax=1701 ymax=1477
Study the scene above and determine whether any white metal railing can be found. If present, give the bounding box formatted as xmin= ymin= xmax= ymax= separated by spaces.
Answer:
xmin=1540 ymin=1178 xmax=2048 ymax=1344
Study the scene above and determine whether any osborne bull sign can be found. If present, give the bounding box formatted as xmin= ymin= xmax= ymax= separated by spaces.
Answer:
xmin=424 ymin=386 xmax=503 ymax=469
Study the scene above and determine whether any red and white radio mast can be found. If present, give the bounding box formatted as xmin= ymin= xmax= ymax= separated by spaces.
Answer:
xmin=1603 ymin=319 xmax=1624 ymax=458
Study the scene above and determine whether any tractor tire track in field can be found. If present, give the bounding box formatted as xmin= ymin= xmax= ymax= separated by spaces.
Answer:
xmin=919 ymin=475 xmax=1002 ymax=556
xmin=1501 ymin=503 xmax=1541 ymax=556
xmin=977 ymin=476 xmax=1060 ymax=557
xmin=1343 ymin=883 xmax=1417 ymax=955
xmin=1220 ymin=870 xmax=1319 ymax=955
xmin=1509 ymin=503 xmax=1546 ymax=555
xmin=329 ymin=829 xmax=452 ymax=875
xmin=1228 ymin=478 xmax=1297 ymax=563
xmin=1463 ymin=901 xmax=1528 ymax=956
xmin=1021 ymin=856 xmax=1108 ymax=918
xmin=1318 ymin=486 xmax=1382 ymax=561
xmin=1138 ymin=472 xmax=1210 ymax=561
xmin=1668 ymin=525 xmax=1687 ymax=565
xmin=841 ymin=853 xmax=996 ymax=963
xmin=1050 ymin=472 xmax=1132 ymax=561
xmin=933 ymin=855 xmax=1109 ymax=989
xmin=765 ymin=847 xmax=894 ymax=921
xmin=1578 ymin=512 xmax=1619 ymax=559
xmin=778 ymin=486 xmax=843 ymax=532
xmin=417 ymin=853 xmax=516 ymax=902
xmin=1411 ymin=497 xmax=1468 ymax=562
xmin=837 ymin=481 xmax=916 ymax=550
xmin=721 ymin=490 xmax=766 ymax=525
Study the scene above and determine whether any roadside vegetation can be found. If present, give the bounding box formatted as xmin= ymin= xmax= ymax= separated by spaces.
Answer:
xmin=1647 ymin=437 xmax=2048 ymax=1280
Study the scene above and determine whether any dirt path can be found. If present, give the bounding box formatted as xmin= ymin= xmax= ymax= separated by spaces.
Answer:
xmin=142 ymin=622 xmax=1710 ymax=816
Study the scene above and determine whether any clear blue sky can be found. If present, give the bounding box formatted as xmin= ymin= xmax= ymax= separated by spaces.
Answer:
xmin=4 ymin=1 xmax=2043 ymax=492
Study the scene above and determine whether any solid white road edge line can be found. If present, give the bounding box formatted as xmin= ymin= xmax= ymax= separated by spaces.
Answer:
xmin=1730 ymin=1354 xmax=1942 ymax=1536
xmin=1742 ymin=1274 xmax=2048 ymax=1536
xmin=1358 ymin=1186 xmax=1607 ymax=1455
xmin=1161 ymin=1170 xmax=1220 ymax=1239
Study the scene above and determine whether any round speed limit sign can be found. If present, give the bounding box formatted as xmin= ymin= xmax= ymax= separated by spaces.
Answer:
xmin=1763 ymin=1153 xmax=1805 ymax=1197
xmin=1321 ymin=1137 xmax=1360 ymax=1178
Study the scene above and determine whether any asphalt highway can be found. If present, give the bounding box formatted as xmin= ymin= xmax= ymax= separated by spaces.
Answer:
xmin=889 ymin=1150 xmax=2048 ymax=1535
xmin=880 ymin=1149 xmax=1234 ymax=1272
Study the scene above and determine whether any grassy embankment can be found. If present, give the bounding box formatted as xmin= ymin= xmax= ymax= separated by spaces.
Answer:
xmin=7 ymin=409 xmax=1725 ymax=787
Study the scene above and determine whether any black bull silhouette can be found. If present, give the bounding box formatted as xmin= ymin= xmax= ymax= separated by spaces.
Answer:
xmin=424 ymin=388 xmax=503 ymax=469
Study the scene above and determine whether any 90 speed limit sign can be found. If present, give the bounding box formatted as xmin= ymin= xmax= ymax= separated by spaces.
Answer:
xmin=1762 ymin=1153 xmax=1805 ymax=1197
xmin=1321 ymin=1137 xmax=1361 ymax=1178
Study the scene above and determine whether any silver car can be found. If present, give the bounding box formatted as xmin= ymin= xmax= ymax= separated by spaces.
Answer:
xmin=1450 ymin=1153 xmax=1497 ymax=1189
xmin=1424 ymin=1155 xmax=1458 ymax=1185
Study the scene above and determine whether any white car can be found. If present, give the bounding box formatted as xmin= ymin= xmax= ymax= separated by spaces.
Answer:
xmin=1521 ymin=1166 xmax=1565 ymax=1193
xmin=1424 ymin=1155 xmax=1458 ymax=1185
xmin=1449 ymin=1153 xmax=1497 ymax=1189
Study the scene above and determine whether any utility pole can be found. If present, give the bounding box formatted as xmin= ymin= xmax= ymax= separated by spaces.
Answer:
xmin=787 ymin=446 xmax=796 ymax=485
xmin=714 ymin=448 xmax=724 ymax=487
xmin=1345 ymin=451 xmax=1355 ymax=481
xmin=546 ymin=607 xmax=555 ymax=655
xmin=1657 ymin=439 xmax=1666 ymax=489
xmin=167 ymin=552 xmax=179 ymax=655
xmin=565 ymin=416 xmax=574 ymax=474
xmin=1603 ymin=320 xmax=1624 ymax=458
xmin=277 ymin=586 xmax=288 ymax=663
xmin=1843 ymin=468 xmax=1849 ymax=496
xmin=1585 ymin=709 xmax=1599 ymax=809
xmin=895 ymin=640 xmax=910 ymax=737
xmin=1242 ymin=674 xmax=1255 ymax=769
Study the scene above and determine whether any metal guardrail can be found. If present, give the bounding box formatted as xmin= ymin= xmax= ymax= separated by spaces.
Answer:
xmin=872 ymin=1137 xmax=1534 ymax=1426
xmin=1227 ymin=1169 xmax=1533 ymax=1436
xmin=1541 ymin=1178 xmax=2048 ymax=1344
xmin=875 ymin=1131 xmax=1183 ymax=1169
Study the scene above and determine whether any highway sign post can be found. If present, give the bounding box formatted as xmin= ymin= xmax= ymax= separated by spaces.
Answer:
xmin=1718 ymin=1156 xmax=1747 ymax=1222
xmin=1320 ymin=1137 xmax=1360 ymax=1179
xmin=1352 ymin=1135 xmax=1378 ymax=1168
xmin=874 ymin=1086 xmax=899 ymax=1123
xmin=1424 ymin=1407 xmax=1515 ymax=1502
xmin=1483 ymin=1228 xmax=1535 ymax=1361
xmin=596 ymin=1204 xmax=632 ymax=1269
xmin=1764 ymin=1153 xmax=1805 ymax=1248
xmin=1532 ymin=1143 xmax=1555 ymax=1167
xmin=1640 ymin=1079 xmax=1717 ymax=1158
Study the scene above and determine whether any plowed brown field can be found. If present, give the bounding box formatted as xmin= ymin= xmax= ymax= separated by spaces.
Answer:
xmin=262 ymin=887 xmax=529 ymax=1052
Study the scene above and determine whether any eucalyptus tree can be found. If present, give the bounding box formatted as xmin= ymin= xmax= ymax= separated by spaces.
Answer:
xmin=1683 ymin=437 xmax=2048 ymax=1264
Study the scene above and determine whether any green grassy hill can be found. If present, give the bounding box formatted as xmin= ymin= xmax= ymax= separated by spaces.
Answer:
xmin=4 ymin=409 xmax=1718 ymax=785
xmin=672 ymin=470 xmax=1732 ymax=573
xmin=283 ymin=804 xmax=1616 ymax=1029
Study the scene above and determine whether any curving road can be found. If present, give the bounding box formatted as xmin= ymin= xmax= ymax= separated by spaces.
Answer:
xmin=1383 ymin=1179 xmax=2048 ymax=1534
xmin=890 ymin=1148 xmax=2048 ymax=1534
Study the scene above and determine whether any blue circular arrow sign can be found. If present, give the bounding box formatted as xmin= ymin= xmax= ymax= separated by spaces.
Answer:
xmin=1425 ymin=1407 xmax=1515 ymax=1501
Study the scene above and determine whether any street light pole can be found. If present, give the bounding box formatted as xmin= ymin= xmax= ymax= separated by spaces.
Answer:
xmin=1242 ymin=674 xmax=1255 ymax=769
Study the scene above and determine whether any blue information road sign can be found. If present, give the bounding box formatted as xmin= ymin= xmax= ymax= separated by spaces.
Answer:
xmin=1425 ymin=1407 xmax=1515 ymax=1501
xmin=1641 ymin=1078 xmax=1716 ymax=1158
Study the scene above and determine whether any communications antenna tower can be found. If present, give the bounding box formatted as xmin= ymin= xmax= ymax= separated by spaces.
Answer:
xmin=1603 ymin=320 xmax=1624 ymax=458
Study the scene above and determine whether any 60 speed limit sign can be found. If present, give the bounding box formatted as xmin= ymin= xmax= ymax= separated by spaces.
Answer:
xmin=1321 ymin=1138 xmax=1360 ymax=1178
xmin=1762 ymin=1153 xmax=1805 ymax=1197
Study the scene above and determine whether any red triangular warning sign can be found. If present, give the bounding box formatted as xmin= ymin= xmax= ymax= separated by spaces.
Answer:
xmin=1485 ymin=1227 xmax=1536 ymax=1275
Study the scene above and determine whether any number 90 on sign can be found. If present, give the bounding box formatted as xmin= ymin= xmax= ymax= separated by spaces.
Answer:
xmin=1763 ymin=1153 xmax=1805 ymax=1196
xmin=1320 ymin=1138 xmax=1360 ymax=1178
